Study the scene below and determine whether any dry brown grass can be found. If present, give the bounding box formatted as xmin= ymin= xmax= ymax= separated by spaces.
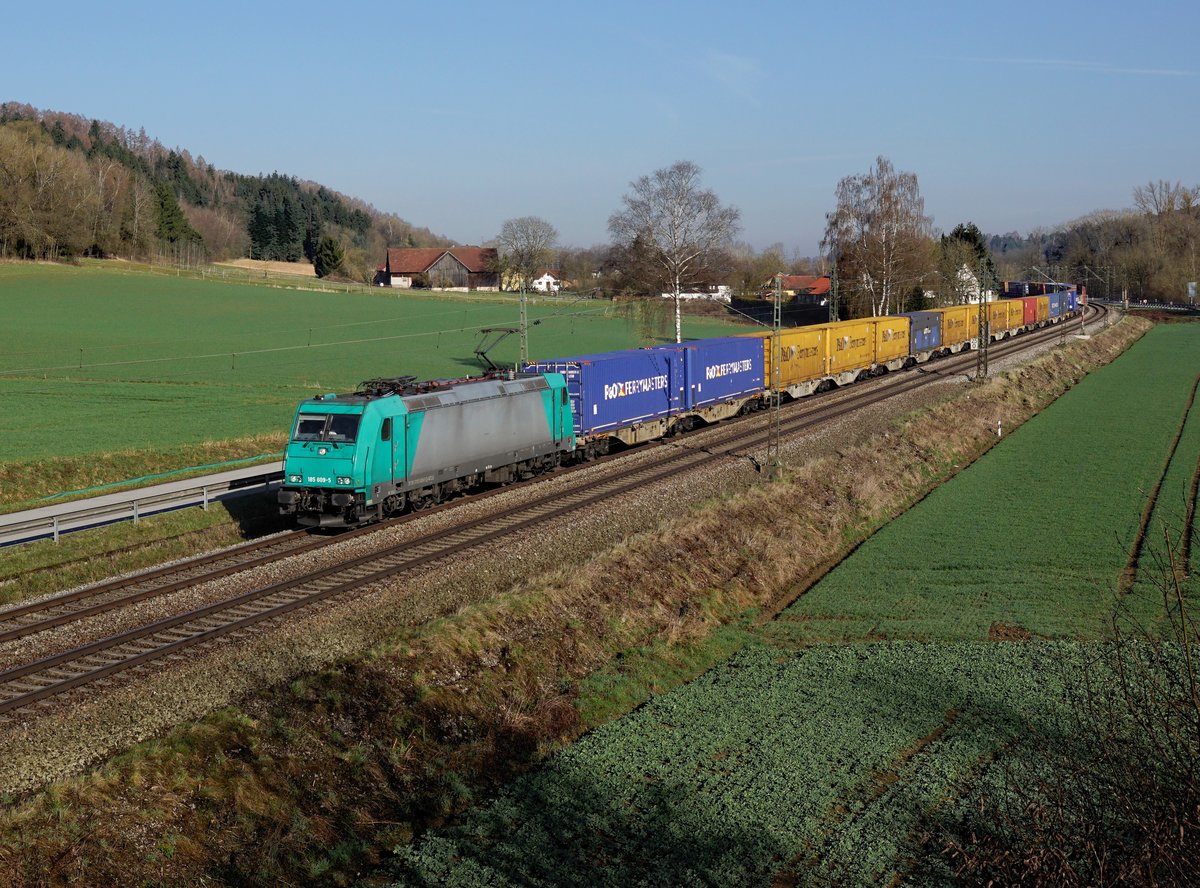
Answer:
xmin=215 ymin=258 xmax=315 ymax=277
xmin=0 ymin=434 xmax=286 ymax=509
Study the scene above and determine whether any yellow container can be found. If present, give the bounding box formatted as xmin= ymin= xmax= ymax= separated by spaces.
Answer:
xmin=1008 ymin=299 xmax=1026 ymax=330
xmin=749 ymin=315 xmax=909 ymax=390
xmin=987 ymin=301 xmax=1012 ymax=336
xmin=1035 ymin=295 xmax=1049 ymax=322
xmin=746 ymin=326 xmax=828 ymax=389
xmin=874 ymin=316 xmax=909 ymax=365
xmin=932 ymin=305 xmax=978 ymax=348
xmin=826 ymin=319 xmax=880 ymax=376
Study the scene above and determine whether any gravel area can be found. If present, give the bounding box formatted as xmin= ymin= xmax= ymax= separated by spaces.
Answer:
xmin=0 ymin=324 xmax=1093 ymax=795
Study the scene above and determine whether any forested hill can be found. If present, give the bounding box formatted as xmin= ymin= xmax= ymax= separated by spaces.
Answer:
xmin=0 ymin=102 xmax=449 ymax=280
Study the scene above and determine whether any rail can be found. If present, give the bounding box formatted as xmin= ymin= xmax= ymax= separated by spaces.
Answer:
xmin=0 ymin=462 xmax=284 ymax=548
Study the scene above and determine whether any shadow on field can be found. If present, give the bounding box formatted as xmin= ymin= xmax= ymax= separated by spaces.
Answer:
xmin=223 ymin=491 xmax=291 ymax=539
xmin=386 ymin=643 xmax=1088 ymax=887
xmin=449 ymin=356 xmax=492 ymax=373
xmin=389 ymin=767 xmax=794 ymax=886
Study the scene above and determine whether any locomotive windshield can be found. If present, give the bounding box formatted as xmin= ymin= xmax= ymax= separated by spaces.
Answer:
xmin=291 ymin=412 xmax=361 ymax=443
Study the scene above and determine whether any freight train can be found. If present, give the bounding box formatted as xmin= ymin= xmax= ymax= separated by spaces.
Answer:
xmin=278 ymin=285 xmax=1082 ymax=526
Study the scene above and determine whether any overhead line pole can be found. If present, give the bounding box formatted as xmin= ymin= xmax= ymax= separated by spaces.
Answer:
xmin=976 ymin=259 xmax=989 ymax=381
xmin=767 ymin=274 xmax=783 ymax=480
xmin=829 ymin=244 xmax=840 ymax=323
xmin=519 ymin=284 xmax=529 ymax=367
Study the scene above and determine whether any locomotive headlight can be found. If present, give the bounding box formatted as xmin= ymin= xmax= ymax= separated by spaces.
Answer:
xmin=337 ymin=476 xmax=353 ymax=485
xmin=288 ymin=473 xmax=303 ymax=483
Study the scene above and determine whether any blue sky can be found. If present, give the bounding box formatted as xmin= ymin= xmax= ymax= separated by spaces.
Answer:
xmin=4 ymin=0 xmax=1197 ymax=254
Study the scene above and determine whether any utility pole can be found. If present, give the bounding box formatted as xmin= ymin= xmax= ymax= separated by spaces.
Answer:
xmin=519 ymin=284 xmax=528 ymax=365
xmin=767 ymin=274 xmax=783 ymax=480
xmin=829 ymin=249 xmax=840 ymax=323
xmin=976 ymin=259 xmax=989 ymax=381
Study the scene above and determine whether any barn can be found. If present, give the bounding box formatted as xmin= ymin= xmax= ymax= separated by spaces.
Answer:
xmin=380 ymin=247 xmax=499 ymax=290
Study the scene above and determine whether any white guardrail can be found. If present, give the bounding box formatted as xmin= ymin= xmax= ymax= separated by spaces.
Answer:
xmin=0 ymin=462 xmax=284 ymax=548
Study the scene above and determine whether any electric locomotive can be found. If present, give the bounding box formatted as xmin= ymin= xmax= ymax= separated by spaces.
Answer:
xmin=278 ymin=372 xmax=574 ymax=526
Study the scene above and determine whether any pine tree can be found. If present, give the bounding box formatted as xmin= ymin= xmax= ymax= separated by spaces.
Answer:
xmin=154 ymin=183 xmax=199 ymax=243
xmin=313 ymin=234 xmax=345 ymax=278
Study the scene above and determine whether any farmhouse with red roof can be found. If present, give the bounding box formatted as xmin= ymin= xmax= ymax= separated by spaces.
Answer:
xmin=379 ymin=246 xmax=499 ymax=290
xmin=778 ymin=275 xmax=831 ymax=298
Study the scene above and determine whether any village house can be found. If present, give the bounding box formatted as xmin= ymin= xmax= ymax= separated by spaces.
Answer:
xmin=661 ymin=284 xmax=733 ymax=303
xmin=530 ymin=270 xmax=564 ymax=293
xmin=768 ymin=274 xmax=832 ymax=303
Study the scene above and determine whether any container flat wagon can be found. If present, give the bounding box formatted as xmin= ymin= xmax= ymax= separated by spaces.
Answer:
xmin=654 ymin=336 xmax=767 ymax=423
xmin=525 ymin=349 xmax=686 ymax=453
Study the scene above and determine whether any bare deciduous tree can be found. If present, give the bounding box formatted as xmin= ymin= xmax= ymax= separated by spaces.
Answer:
xmin=496 ymin=216 xmax=559 ymax=293
xmin=1133 ymin=180 xmax=1199 ymax=217
xmin=823 ymin=156 xmax=934 ymax=317
xmin=608 ymin=160 xmax=740 ymax=343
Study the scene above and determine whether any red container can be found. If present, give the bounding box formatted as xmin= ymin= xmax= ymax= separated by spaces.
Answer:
xmin=1019 ymin=296 xmax=1039 ymax=326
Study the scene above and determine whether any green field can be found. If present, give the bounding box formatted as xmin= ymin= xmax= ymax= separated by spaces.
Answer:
xmin=770 ymin=321 xmax=1200 ymax=643
xmin=392 ymin=642 xmax=1092 ymax=887
xmin=0 ymin=263 xmax=745 ymax=462
xmin=386 ymin=323 xmax=1200 ymax=887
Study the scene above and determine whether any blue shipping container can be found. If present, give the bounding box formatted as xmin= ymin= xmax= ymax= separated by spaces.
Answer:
xmin=897 ymin=311 xmax=942 ymax=353
xmin=651 ymin=337 xmax=765 ymax=410
xmin=1048 ymin=293 xmax=1063 ymax=318
xmin=1066 ymin=290 xmax=1078 ymax=312
xmin=524 ymin=349 xmax=684 ymax=436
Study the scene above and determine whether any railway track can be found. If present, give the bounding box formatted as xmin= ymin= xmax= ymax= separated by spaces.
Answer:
xmin=0 ymin=308 xmax=1102 ymax=719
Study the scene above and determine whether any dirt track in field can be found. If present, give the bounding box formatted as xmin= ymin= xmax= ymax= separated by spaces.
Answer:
xmin=215 ymin=258 xmax=315 ymax=277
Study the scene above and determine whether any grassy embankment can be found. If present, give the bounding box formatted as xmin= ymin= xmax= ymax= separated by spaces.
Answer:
xmin=0 ymin=314 xmax=1155 ymax=885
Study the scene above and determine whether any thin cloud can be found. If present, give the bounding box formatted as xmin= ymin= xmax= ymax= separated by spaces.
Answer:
xmin=748 ymin=152 xmax=874 ymax=170
xmin=706 ymin=52 xmax=765 ymax=104
xmin=947 ymin=56 xmax=1198 ymax=77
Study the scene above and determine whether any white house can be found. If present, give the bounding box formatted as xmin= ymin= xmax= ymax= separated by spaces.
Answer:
xmin=531 ymin=271 xmax=562 ymax=293
xmin=660 ymin=284 xmax=732 ymax=304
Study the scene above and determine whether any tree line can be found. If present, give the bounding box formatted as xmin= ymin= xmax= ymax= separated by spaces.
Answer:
xmin=986 ymin=180 xmax=1200 ymax=302
xmin=497 ymin=157 xmax=1198 ymax=332
xmin=5 ymin=103 xmax=1195 ymax=302
xmin=0 ymin=103 xmax=447 ymax=279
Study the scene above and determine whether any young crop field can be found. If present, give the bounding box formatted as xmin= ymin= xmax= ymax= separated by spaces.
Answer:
xmin=770 ymin=322 xmax=1200 ymax=643
xmin=385 ymin=322 xmax=1200 ymax=887
xmin=0 ymin=263 xmax=744 ymax=462
xmin=390 ymin=642 xmax=1109 ymax=887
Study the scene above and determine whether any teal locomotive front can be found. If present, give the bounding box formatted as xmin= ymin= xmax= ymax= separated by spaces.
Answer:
xmin=278 ymin=373 xmax=574 ymax=526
